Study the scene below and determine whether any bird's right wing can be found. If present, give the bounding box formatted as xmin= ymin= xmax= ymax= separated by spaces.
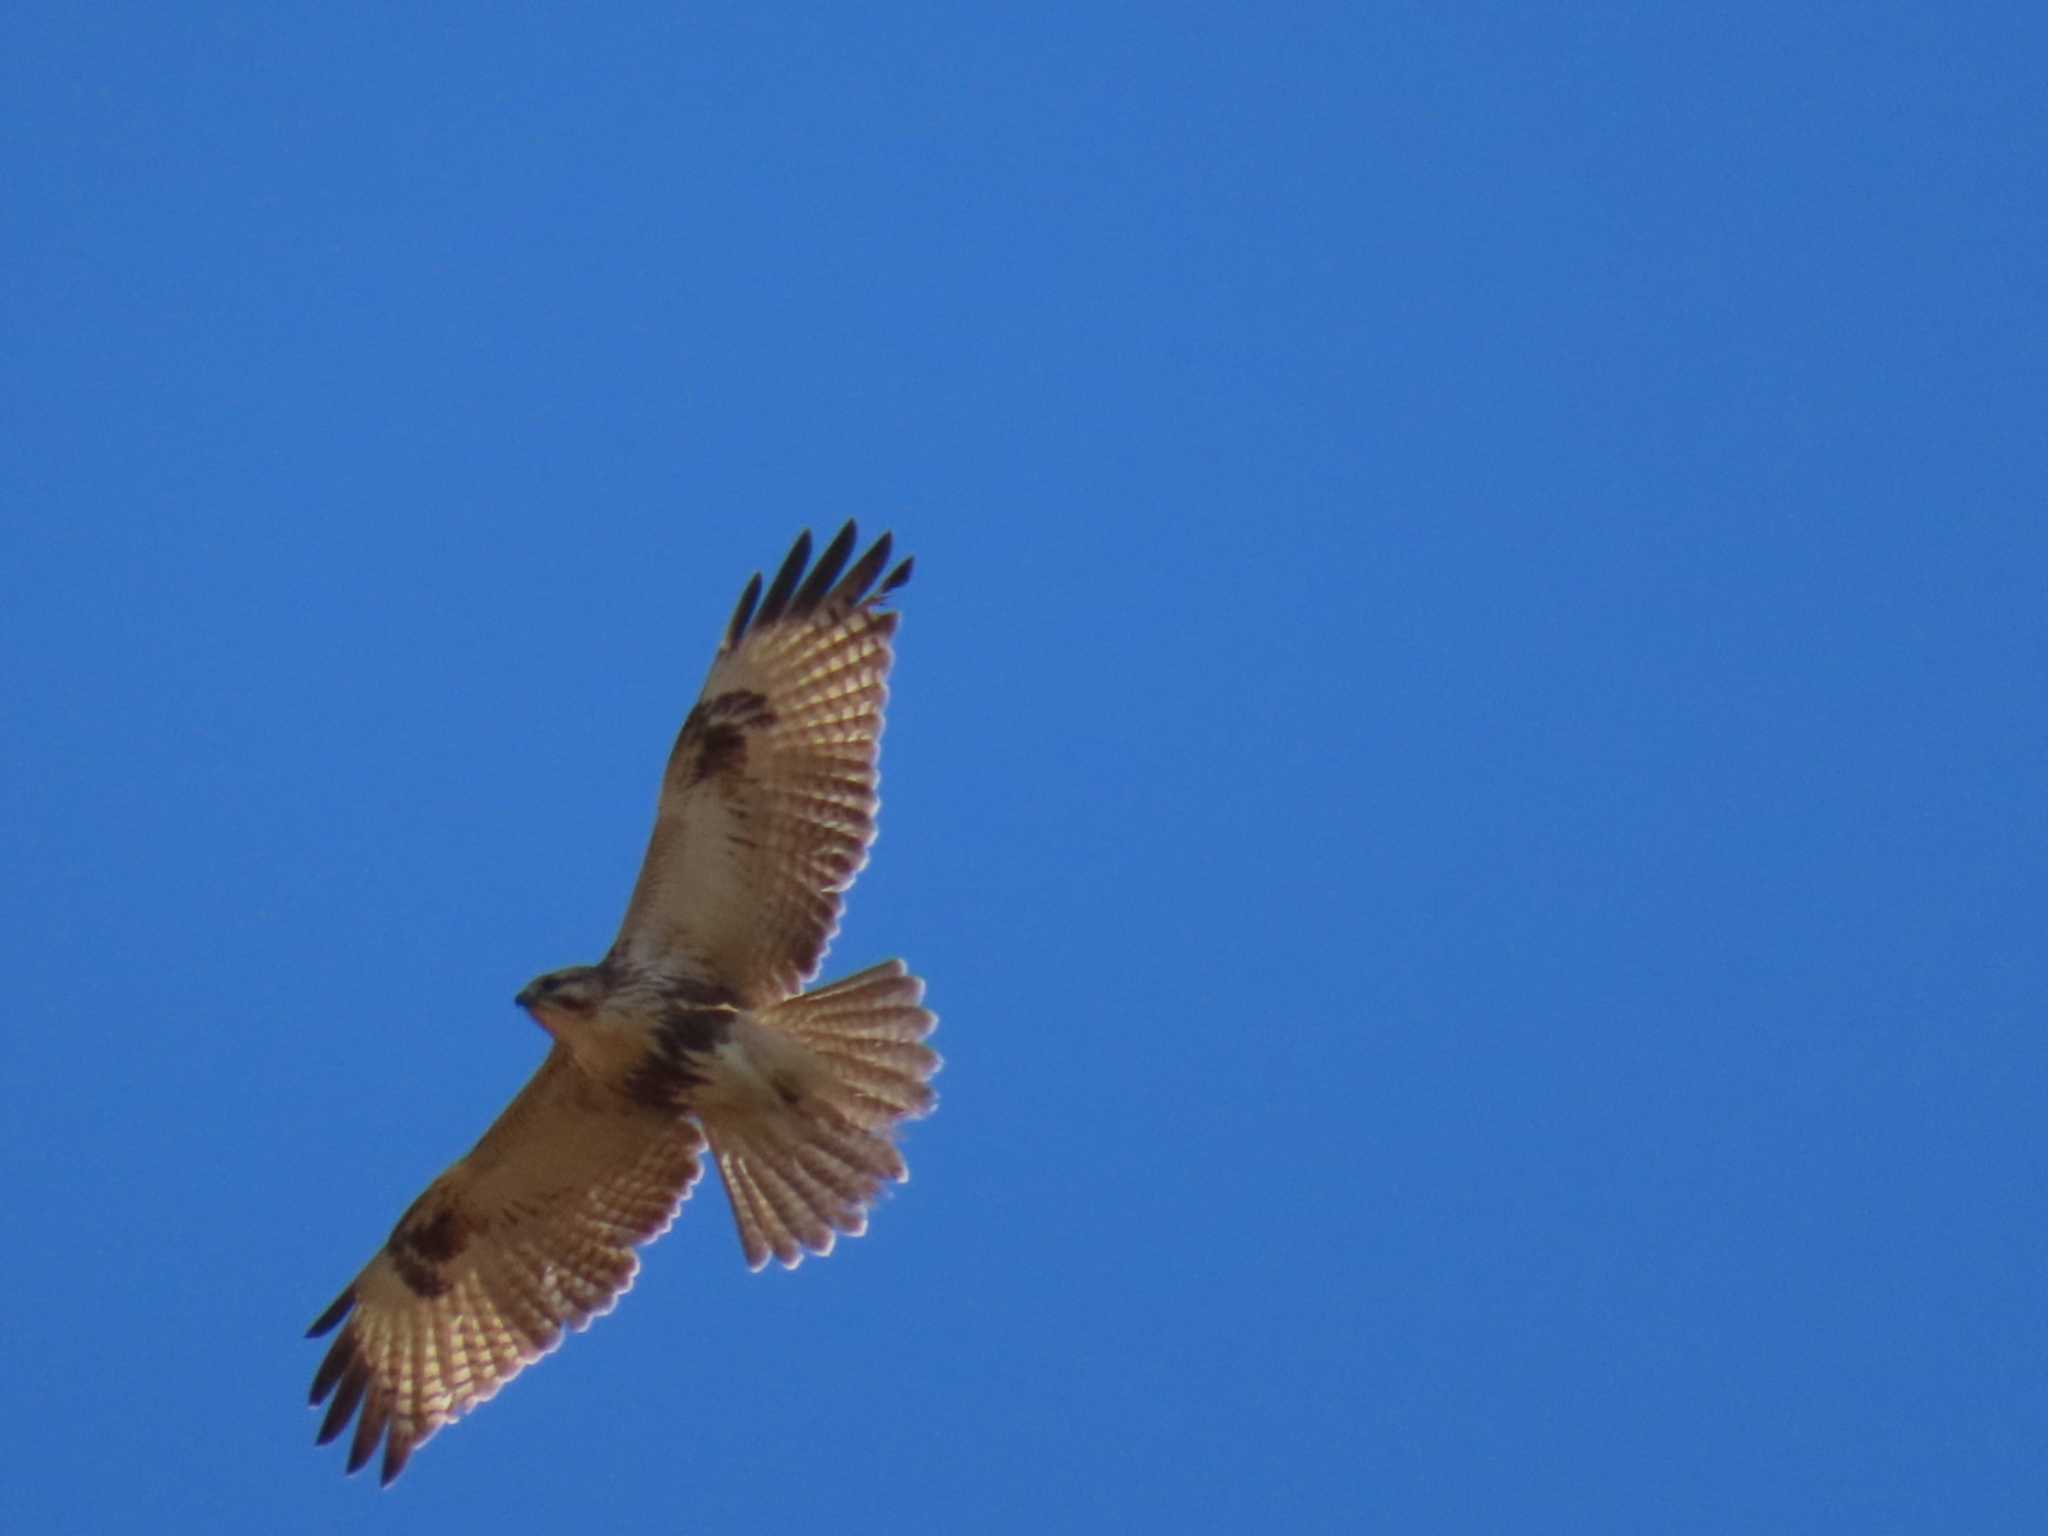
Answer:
xmin=607 ymin=523 xmax=913 ymax=1007
xmin=306 ymin=1048 xmax=706 ymax=1484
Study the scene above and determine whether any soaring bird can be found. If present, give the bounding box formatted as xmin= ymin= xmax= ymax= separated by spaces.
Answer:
xmin=306 ymin=524 xmax=938 ymax=1484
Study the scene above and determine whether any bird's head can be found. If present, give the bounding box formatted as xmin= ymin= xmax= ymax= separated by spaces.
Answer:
xmin=516 ymin=965 xmax=607 ymax=1033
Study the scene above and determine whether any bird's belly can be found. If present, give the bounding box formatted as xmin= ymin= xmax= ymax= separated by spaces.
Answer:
xmin=607 ymin=1003 xmax=740 ymax=1112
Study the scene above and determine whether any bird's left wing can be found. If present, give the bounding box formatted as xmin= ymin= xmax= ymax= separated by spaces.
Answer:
xmin=306 ymin=1048 xmax=705 ymax=1484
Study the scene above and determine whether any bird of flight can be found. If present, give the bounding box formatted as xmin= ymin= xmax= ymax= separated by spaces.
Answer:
xmin=307 ymin=524 xmax=938 ymax=1485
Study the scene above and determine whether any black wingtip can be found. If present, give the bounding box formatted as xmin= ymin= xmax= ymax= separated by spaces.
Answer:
xmin=754 ymin=528 xmax=814 ymax=628
xmin=790 ymin=520 xmax=859 ymax=617
xmin=829 ymin=531 xmax=893 ymax=606
xmin=345 ymin=1432 xmax=376 ymax=1474
xmin=347 ymin=1388 xmax=391 ymax=1476
xmin=308 ymin=1285 xmax=355 ymax=1339
xmin=317 ymin=1357 xmax=370 ymax=1443
xmin=724 ymin=571 xmax=763 ymax=650
xmin=310 ymin=1328 xmax=358 ymax=1407
xmin=730 ymin=526 xmax=912 ymax=646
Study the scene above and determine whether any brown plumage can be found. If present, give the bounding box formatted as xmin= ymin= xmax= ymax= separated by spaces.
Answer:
xmin=307 ymin=524 xmax=938 ymax=1485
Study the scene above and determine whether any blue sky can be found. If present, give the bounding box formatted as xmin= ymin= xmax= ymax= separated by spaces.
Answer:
xmin=4 ymin=3 xmax=2043 ymax=1530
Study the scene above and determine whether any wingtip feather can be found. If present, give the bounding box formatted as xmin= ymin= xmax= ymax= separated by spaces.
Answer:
xmin=307 ymin=1284 xmax=356 ymax=1339
xmin=728 ymin=527 xmax=912 ymax=648
xmin=791 ymin=520 xmax=859 ymax=616
xmin=828 ymin=531 xmax=893 ymax=607
xmin=346 ymin=1387 xmax=390 ymax=1476
xmin=317 ymin=1359 xmax=369 ymax=1444
xmin=755 ymin=528 xmax=814 ymax=627
xmin=725 ymin=571 xmax=764 ymax=649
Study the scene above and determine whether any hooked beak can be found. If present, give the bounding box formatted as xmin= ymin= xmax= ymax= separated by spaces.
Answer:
xmin=516 ymin=987 xmax=561 ymax=1039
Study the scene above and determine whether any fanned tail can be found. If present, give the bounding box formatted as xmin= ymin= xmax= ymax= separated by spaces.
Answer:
xmin=698 ymin=960 xmax=939 ymax=1270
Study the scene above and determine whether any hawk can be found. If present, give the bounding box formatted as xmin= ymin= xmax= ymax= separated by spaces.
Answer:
xmin=306 ymin=523 xmax=938 ymax=1484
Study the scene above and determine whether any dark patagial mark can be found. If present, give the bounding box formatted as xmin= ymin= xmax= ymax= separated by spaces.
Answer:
xmin=383 ymin=1200 xmax=480 ymax=1300
xmin=388 ymin=1250 xmax=448 ymax=1299
xmin=693 ymin=723 xmax=746 ymax=783
xmin=680 ymin=688 xmax=776 ymax=785
xmin=402 ymin=1206 xmax=473 ymax=1264
xmin=701 ymin=688 xmax=773 ymax=724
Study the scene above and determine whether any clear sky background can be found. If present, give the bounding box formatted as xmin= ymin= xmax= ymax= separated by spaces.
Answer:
xmin=4 ymin=4 xmax=2043 ymax=1531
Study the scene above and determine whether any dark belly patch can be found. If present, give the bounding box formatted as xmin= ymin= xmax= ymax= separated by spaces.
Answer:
xmin=624 ymin=1003 xmax=737 ymax=1110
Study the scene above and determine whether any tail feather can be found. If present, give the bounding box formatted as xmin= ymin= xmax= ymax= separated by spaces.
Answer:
xmin=699 ymin=960 xmax=939 ymax=1270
